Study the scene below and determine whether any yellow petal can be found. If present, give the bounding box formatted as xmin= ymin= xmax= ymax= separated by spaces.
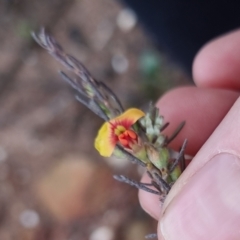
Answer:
xmin=94 ymin=122 xmax=115 ymax=157
xmin=111 ymin=108 xmax=145 ymax=125
xmin=94 ymin=108 xmax=145 ymax=157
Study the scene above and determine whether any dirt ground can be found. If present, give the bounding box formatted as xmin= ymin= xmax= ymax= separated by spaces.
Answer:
xmin=0 ymin=1 xmax=189 ymax=239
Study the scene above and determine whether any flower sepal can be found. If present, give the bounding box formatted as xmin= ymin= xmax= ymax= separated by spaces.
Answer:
xmin=130 ymin=143 xmax=148 ymax=163
xmin=170 ymin=165 xmax=181 ymax=182
xmin=146 ymin=145 xmax=170 ymax=180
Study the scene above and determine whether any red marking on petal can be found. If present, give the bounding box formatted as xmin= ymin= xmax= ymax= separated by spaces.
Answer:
xmin=127 ymin=130 xmax=137 ymax=139
xmin=118 ymin=133 xmax=125 ymax=139
xmin=123 ymin=131 xmax=129 ymax=137
xmin=119 ymin=138 xmax=128 ymax=146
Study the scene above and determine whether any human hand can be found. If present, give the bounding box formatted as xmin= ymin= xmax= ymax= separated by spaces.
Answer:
xmin=139 ymin=29 xmax=240 ymax=239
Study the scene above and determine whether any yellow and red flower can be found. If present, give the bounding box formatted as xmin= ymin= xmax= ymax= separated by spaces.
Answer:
xmin=94 ymin=108 xmax=145 ymax=157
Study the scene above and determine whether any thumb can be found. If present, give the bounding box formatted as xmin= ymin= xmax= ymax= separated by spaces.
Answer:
xmin=159 ymin=96 xmax=240 ymax=240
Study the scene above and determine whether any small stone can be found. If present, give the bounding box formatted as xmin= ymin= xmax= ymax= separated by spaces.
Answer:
xmin=35 ymin=155 xmax=113 ymax=222
xmin=90 ymin=226 xmax=114 ymax=240
xmin=111 ymin=54 xmax=129 ymax=74
xmin=19 ymin=209 xmax=40 ymax=229
xmin=117 ymin=9 xmax=137 ymax=32
xmin=125 ymin=220 xmax=151 ymax=240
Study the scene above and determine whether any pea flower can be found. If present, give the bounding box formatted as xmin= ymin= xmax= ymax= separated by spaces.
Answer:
xmin=95 ymin=108 xmax=145 ymax=157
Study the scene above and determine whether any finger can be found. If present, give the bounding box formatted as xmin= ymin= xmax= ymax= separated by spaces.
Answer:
xmin=155 ymin=86 xmax=239 ymax=155
xmin=139 ymin=173 xmax=161 ymax=220
xmin=158 ymin=96 xmax=240 ymax=239
xmin=193 ymin=29 xmax=240 ymax=90
xmin=139 ymin=86 xmax=238 ymax=220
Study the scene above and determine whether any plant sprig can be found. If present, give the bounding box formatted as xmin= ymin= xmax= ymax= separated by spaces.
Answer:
xmin=33 ymin=29 xmax=188 ymax=238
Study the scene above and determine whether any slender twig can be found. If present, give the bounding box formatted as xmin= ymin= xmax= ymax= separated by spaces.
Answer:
xmin=116 ymin=145 xmax=146 ymax=167
xmin=160 ymin=122 xmax=170 ymax=132
xmin=153 ymin=172 xmax=171 ymax=194
xmin=169 ymin=139 xmax=188 ymax=173
xmin=165 ymin=121 xmax=185 ymax=144
xmin=33 ymin=29 xmax=188 ymax=203
xmin=113 ymin=175 xmax=160 ymax=195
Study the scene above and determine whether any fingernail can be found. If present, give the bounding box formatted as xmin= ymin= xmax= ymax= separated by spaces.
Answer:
xmin=160 ymin=153 xmax=240 ymax=240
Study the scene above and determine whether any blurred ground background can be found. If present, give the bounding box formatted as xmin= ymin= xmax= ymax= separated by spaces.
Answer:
xmin=0 ymin=0 xmax=190 ymax=239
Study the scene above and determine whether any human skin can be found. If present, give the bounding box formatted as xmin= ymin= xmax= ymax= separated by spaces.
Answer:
xmin=139 ymin=29 xmax=240 ymax=239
